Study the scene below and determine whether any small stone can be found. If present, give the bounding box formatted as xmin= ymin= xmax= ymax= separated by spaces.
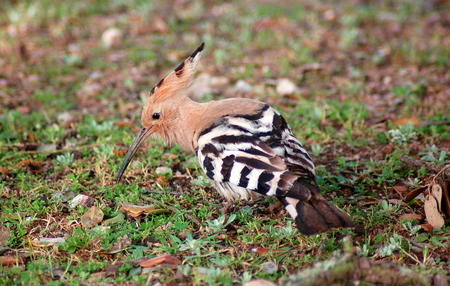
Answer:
xmin=37 ymin=144 xmax=57 ymax=152
xmin=69 ymin=194 xmax=95 ymax=208
xmin=262 ymin=261 xmax=278 ymax=274
xmin=276 ymin=78 xmax=297 ymax=95
xmin=57 ymin=112 xmax=74 ymax=123
xmin=155 ymin=166 xmax=172 ymax=175
xmin=234 ymin=80 xmax=253 ymax=92
xmin=210 ymin=76 xmax=230 ymax=87
xmin=53 ymin=188 xmax=76 ymax=203
xmin=243 ymin=279 xmax=277 ymax=286
xmin=102 ymin=27 xmax=123 ymax=48
xmin=79 ymin=83 xmax=102 ymax=97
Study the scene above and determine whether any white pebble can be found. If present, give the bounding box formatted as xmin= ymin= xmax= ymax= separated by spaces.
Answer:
xmin=276 ymin=78 xmax=297 ymax=95
xmin=102 ymin=28 xmax=123 ymax=48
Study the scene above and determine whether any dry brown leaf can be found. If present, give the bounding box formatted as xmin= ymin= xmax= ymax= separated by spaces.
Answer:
xmin=424 ymin=192 xmax=444 ymax=229
xmin=113 ymin=149 xmax=127 ymax=156
xmin=139 ymin=254 xmax=181 ymax=268
xmin=405 ymin=186 xmax=427 ymax=202
xmin=156 ymin=175 xmax=170 ymax=187
xmin=120 ymin=203 xmax=170 ymax=218
xmin=392 ymin=185 xmax=408 ymax=197
xmin=0 ymin=256 xmax=22 ymax=266
xmin=0 ymin=166 xmax=10 ymax=176
xmin=430 ymin=184 xmax=442 ymax=212
xmin=81 ymin=206 xmax=104 ymax=228
xmin=421 ymin=224 xmax=434 ymax=235
xmin=393 ymin=117 xmax=420 ymax=127
xmin=399 ymin=213 xmax=422 ymax=222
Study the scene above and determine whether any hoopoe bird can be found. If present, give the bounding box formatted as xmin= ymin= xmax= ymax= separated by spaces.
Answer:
xmin=117 ymin=43 xmax=353 ymax=235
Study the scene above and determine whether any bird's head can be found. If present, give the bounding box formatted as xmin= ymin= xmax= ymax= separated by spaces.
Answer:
xmin=117 ymin=43 xmax=204 ymax=183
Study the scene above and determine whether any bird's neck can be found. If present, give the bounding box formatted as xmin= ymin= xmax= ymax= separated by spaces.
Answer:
xmin=170 ymin=97 xmax=265 ymax=152
xmin=169 ymin=97 xmax=206 ymax=152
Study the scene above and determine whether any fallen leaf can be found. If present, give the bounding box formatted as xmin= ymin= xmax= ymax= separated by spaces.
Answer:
xmin=81 ymin=206 xmax=104 ymax=228
xmin=404 ymin=186 xmax=427 ymax=202
xmin=113 ymin=149 xmax=127 ymax=156
xmin=393 ymin=117 xmax=420 ymax=127
xmin=17 ymin=159 xmax=43 ymax=174
xmin=399 ymin=213 xmax=422 ymax=222
xmin=0 ymin=166 xmax=10 ymax=176
xmin=120 ymin=203 xmax=170 ymax=218
xmin=424 ymin=191 xmax=444 ymax=229
xmin=421 ymin=224 xmax=434 ymax=235
xmin=0 ymin=256 xmax=22 ymax=266
xmin=139 ymin=254 xmax=181 ymax=268
xmin=156 ymin=176 xmax=170 ymax=187
xmin=392 ymin=185 xmax=408 ymax=197
xmin=430 ymin=184 xmax=442 ymax=212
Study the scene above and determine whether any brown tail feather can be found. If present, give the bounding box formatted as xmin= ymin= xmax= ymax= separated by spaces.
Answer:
xmin=294 ymin=199 xmax=353 ymax=235
xmin=281 ymin=179 xmax=353 ymax=235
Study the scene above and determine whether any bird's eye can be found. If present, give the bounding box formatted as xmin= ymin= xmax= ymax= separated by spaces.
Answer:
xmin=152 ymin=113 xmax=160 ymax=120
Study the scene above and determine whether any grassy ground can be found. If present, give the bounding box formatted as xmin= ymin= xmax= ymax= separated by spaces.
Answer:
xmin=0 ymin=0 xmax=449 ymax=285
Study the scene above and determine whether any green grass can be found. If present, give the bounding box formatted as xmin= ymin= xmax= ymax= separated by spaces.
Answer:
xmin=1 ymin=0 xmax=449 ymax=285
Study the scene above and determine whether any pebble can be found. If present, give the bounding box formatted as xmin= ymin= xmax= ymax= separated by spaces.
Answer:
xmin=155 ymin=166 xmax=172 ymax=175
xmin=262 ymin=261 xmax=278 ymax=274
xmin=276 ymin=78 xmax=297 ymax=95
xmin=37 ymin=144 xmax=57 ymax=152
xmin=234 ymin=80 xmax=253 ymax=92
xmin=69 ymin=194 xmax=95 ymax=208
xmin=243 ymin=280 xmax=277 ymax=286
xmin=102 ymin=27 xmax=123 ymax=48
xmin=79 ymin=83 xmax=102 ymax=97
xmin=57 ymin=112 xmax=74 ymax=123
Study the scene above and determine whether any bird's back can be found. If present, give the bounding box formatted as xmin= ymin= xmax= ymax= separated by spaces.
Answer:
xmin=196 ymin=101 xmax=353 ymax=234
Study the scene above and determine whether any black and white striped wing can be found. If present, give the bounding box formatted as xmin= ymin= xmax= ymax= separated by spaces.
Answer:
xmin=197 ymin=125 xmax=289 ymax=201
xmin=262 ymin=109 xmax=316 ymax=177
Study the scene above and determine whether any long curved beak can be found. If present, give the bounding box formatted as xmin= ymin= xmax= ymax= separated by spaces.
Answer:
xmin=116 ymin=128 xmax=152 ymax=184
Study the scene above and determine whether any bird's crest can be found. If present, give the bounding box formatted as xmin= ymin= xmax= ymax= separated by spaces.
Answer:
xmin=149 ymin=42 xmax=204 ymax=103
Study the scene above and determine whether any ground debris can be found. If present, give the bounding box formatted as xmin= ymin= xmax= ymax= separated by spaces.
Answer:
xmin=31 ymin=237 xmax=66 ymax=247
xmin=69 ymin=194 xmax=95 ymax=208
xmin=140 ymin=254 xmax=181 ymax=268
xmin=282 ymin=238 xmax=440 ymax=286
xmin=80 ymin=206 xmax=104 ymax=228
xmin=120 ymin=202 xmax=170 ymax=218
